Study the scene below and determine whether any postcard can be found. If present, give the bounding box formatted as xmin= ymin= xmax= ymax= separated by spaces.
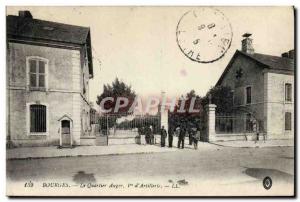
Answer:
xmin=6 ymin=6 xmax=295 ymax=197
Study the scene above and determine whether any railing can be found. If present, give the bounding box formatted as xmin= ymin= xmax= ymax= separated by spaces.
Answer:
xmin=215 ymin=113 xmax=263 ymax=134
xmin=98 ymin=114 xmax=161 ymax=136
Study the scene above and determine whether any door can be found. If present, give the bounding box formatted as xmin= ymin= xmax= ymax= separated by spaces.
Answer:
xmin=61 ymin=120 xmax=71 ymax=146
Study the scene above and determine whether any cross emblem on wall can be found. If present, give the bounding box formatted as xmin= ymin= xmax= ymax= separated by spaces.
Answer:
xmin=236 ymin=68 xmax=243 ymax=79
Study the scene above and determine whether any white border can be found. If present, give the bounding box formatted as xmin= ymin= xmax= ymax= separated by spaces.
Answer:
xmin=1 ymin=1 xmax=299 ymax=202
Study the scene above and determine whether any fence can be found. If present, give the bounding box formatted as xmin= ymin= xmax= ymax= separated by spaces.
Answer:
xmin=215 ymin=113 xmax=263 ymax=134
xmin=98 ymin=113 xmax=161 ymax=136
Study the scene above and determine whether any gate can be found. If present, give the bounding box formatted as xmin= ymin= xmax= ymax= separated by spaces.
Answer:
xmin=98 ymin=113 xmax=161 ymax=145
xmin=216 ymin=113 xmax=263 ymax=134
xmin=215 ymin=112 xmax=264 ymax=141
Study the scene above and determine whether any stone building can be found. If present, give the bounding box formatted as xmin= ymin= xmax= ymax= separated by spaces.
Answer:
xmin=7 ymin=11 xmax=94 ymax=147
xmin=216 ymin=33 xmax=294 ymax=140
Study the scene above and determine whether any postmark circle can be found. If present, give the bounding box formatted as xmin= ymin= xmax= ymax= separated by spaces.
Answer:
xmin=176 ymin=7 xmax=233 ymax=63
xmin=263 ymin=176 xmax=272 ymax=190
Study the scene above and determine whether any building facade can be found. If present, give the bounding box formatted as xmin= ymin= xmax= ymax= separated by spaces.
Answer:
xmin=216 ymin=34 xmax=294 ymax=139
xmin=7 ymin=11 xmax=94 ymax=147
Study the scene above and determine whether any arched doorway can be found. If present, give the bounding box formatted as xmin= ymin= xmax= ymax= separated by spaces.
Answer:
xmin=58 ymin=115 xmax=73 ymax=148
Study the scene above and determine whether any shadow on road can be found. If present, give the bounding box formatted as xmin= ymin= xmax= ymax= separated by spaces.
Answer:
xmin=73 ymin=171 xmax=96 ymax=184
xmin=244 ymin=167 xmax=293 ymax=184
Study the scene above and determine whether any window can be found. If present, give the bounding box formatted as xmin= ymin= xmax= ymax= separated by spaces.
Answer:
xmin=246 ymin=86 xmax=252 ymax=104
xmin=30 ymin=104 xmax=47 ymax=133
xmin=27 ymin=57 xmax=47 ymax=89
xmin=285 ymin=83 xmax=292 ymax=102
xmin=230 ymin=90 xmax=234 ymax=105
xmin=83 ymin=73 xmax=86 ymax=94
xmin=285 ymin=112 xmax=292 ymax=131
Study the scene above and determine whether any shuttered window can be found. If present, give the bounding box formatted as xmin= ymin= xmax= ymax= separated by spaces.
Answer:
xmin=285 ymin=83 xmax=292 ymax=102
xmin=30 ymin=104 xmax=47 ymax=132
xmin=246 ymin=86 xmax=252 ymax=104
xmin=285 ymin=112 xmax=292 ymax=131
xmin=28 ymin=59 xmax=46 ymax=88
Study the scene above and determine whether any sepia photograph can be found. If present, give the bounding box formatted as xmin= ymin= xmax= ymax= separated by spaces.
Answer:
xmin=5 ymin=6 xmax=295 ymax=197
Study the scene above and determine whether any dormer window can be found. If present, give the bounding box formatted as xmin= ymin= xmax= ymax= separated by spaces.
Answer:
xmin=26 ymin=57 xmax=48 ymax=90
xmin=42 ymin=26 xmax=54 ymax=31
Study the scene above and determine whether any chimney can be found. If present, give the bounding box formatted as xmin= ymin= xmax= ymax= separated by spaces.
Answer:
xmin=241 ymin=33 xmax=254 ymax=54
xmin=288 ymin=50 xmax=294 ymax=59
xmin=281 ymin=49 xmax=294 ymax=59
xmin=18 ymin=10 xmax=33 ymax=19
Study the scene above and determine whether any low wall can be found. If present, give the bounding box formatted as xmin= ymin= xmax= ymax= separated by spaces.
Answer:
xmin=80 ymin=136 xmax=108 ymax=146
xmin=80 ymin=136 xmax=96 ymax=146
xmin=10 ymin=139 xmax=60 ymax=147
xmin=108 ymin=136 xmax=138 ymax=145
xmin=213 ymin=133 xmax=263 ymax=142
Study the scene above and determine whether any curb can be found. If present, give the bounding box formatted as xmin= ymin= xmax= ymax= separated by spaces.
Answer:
xmin=7 ymin=148 xmax=180 ymax=161
xmin=209 ymin=142 xmax=294 ymax=148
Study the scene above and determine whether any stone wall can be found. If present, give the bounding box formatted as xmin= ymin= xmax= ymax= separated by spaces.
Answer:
xmin=7 ymin=42 xmax=91 ymax=147
xmin=264 ymin=72 xmax=294 ymax=139
xmin=218 ymin=54 xmax=294 ymax=139
xmin=219 ymin=54 xmax=265 ymax=126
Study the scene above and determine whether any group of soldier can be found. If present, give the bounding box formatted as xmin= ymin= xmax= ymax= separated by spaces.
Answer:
xmin=138 ymin=125 xmax=201 ymax=150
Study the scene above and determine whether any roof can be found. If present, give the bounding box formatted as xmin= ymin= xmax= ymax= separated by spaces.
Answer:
xmin=7 ymin=15 xmax=94 ymax=77
xmin=7 ymin=15 xmax=90 ymax=45
xmin=216 ymin=50 xmax=294 ymax=85
xmin=240 ymin=51 xmax=294 ymax=72
xmin=58 ymin=114 xmax=73 ymax=122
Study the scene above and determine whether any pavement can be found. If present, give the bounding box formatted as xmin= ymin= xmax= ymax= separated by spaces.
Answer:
xmin=211 ymin=139 xmax=294 ymax=148
xmin=7 ymin=138 xmax=294 ymax=160
xmin=6 ymin=142 xmax=217 ymax=160
xmin=7 ymin=145 xmax=294 ymax=196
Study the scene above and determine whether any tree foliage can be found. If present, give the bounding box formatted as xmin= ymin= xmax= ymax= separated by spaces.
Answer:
xmin=96 ymin=78 xmax=136 ymax=115
xmin=202 ymin=85 xmax=234 ymax=114
xmin=169 ymin=90 xmax=202 ymax=130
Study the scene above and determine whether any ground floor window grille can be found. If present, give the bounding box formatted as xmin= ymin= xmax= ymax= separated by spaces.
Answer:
xmin=30 ymin=104 xmax=47 ymax=132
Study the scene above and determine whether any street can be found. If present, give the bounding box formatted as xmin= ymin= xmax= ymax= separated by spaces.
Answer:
xmin=7 ymin=144 xmax=294 ymax=196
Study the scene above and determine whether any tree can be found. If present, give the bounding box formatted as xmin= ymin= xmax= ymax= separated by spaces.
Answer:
xmin=96 ymin=78 xmax=136 ymax=134
xmin=96 ymin=78 xmax=136 ymax=115
xmin=201 ymin=85 xmax=233 ymax=114
xmin=169 ymin=90 xmax=203 ymax=130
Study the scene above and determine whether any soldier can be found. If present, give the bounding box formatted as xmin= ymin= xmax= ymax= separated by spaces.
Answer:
xmin=168 ymin=126 xmax=174 ymax=147
xmin=149 ymin=125 xmax=154 ymax=145
xmin=160 ymin=126 xmax=167 ymax=147
xmin=192 ymin=128 xmax=200 ymax=150
xmin=178 ymin=126 xmax=186 ymax=149
xmin=145 ymin=126 xmax=150 ymax=144
xmin=252 ymin=119 xmax=259 ymax=143
xmin=188 ymin=125 xmax=196 ymax=145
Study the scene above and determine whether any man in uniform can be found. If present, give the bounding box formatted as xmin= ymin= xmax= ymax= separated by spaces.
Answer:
xmin=178 ymin=125 xmax=186 ymax=149
xmin=160 ymin=126 xmax=167 ymax=147
xmin=168 ymin=126 xmax=174 ymax=147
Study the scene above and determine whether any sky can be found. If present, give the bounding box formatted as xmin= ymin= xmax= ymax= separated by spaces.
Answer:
xmin=6 ymin=6 xmax=294 ymax=104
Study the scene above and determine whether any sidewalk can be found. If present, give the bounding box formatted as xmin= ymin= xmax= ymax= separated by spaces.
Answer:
xmin=211 ymin=139 xmax=294 ymax=148
xmin=6 ymin=142 xmax=217 ymax=160
xmin=6 ymin=144 xmax=172 ymax=160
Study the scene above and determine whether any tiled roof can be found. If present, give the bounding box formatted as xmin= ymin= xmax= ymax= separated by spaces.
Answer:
xmin=216 ymin=50 xmax=294 ymax=86
xmin=239 ymin=50 xmax=294 ymax=72
xmin=7 ymin=15 xmax=94 ymax=78
xmin=7 ymin=15 xmax=90 ymax=45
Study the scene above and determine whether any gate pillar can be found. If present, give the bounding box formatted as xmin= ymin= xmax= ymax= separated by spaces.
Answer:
xmin=160 ymin=109 xmax=168 ymax=131
xmin=159 ymin=92 xmax=168 ymax=130
xmin=205 ymin=104 xmax=216 ymax=142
